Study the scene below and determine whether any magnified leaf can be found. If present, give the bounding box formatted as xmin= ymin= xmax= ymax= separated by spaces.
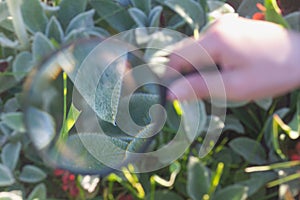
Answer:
xmin=26 ymin=107 xmax=55 ymax=150
xmin=0 ymin=34 xmax=18 ymax=48
xmin=95 ymin=54 xmax=127 ymax=124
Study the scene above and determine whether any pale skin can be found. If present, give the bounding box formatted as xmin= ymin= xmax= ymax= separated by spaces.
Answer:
xmin=167 ymin=15 xmax=300 ymax=101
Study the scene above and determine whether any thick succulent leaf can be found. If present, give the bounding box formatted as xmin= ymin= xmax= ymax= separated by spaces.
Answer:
xmin=1 ymin=142 xmax=21 ymax=170
xmin=0 ymin=164 xmax=15 ymax=186
xmin=57 ymin=0 xmax=87 ymax=29
xmin=32 ymin=32 xmax=55 ymax=62
xmin=164 ymin=0 xmax=206 ymax=29
xmin=131 ymin=0 xmax=151 ymax=13
xmin=149 ymin=6 xmax=163 ymax=27
xmin=26 ymin=107 xmax=55 ymax=150
xmin=1 ymin=112 xmax=25 ymax=133
xmin=90 ymin=0 xmax=135 ymax=31
xmin=213 ymin=185 xmax=248 ymax=200
xmin=229 ymin=137 xmax=267 ymax=165
xmin=187 ymin=157 xmax=210 ymax=200
xmin=45 ymin=16 xmax=64 ymax=43
xmin=285 ymin=11 xmax=300 ymax=32
xmin=128 ymin=8 xmax=148 ymax=27
xmin=27 ymin=183 xmax=47 ymax=200
xmin=12 ymin=51 xmax=34 ymax=81
xmin=19 ymin=165 xmax=47 ymax=183
xmin=21 ymin=0 xmax=48 ymax=33
xmin=146 ymin=190 xmax=184 ymax=200
xmin=66 ymin=10 xmax=95 ymax=34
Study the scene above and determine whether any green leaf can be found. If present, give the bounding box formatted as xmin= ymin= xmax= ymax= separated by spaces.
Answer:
xmin=223 ymin=116 xmax=245 ymax=134
xmin=90 ymin=0 xmax=135 ymax=32
xmin=164 ymin=0 xmax=205 ymax=29
xmin=255 ymin=98 xmax=272 ymax=110
xmin=187 ymin=157 xmax=210 ymax=200
xmin=1 ymin=142 xmax=21 ymax=171
xmin=0 ymin=164 xmax=15 ymax=186
xmin=213 ymin=185 xmax=248 ymax=200
xmin=21 ymin=0 xmax=48 ymax=33
xmin=57 ymin=0 xmax=87 ymax=29
xmin=146 ymin=190 xmax=184 ymax=200
xmin=66 ymin=9 xmax=95 ymax=34
xmin=131 ymin=0 xmax=151 ymax=14
xmin=264 ymin=0 xmax=290 ymax=28
xmin=1 ymin=112 xmax=25 ymax=133
xmin=0 ymin=34 xmax=18 ymax=48
xmin=32 ymin=32 xmax=54 ymax=61
xmin=60 ymin=103 xmax=81 ymax=137
xmin=285 ymin=11 xmax=300 ymax=32
xmin=26 ymin=107 xmax=55 ymax=150
xmin=12 ymin=51 xmax=34 ymax=81
xmin=128 ymin=8 xmax=148 ymax=27
xmin=27 ymin=183 xmax=47 ymax=200
xmin=19 ymin=165 xmax=47 ymax=183
xmin=0 ymin=2 xmax=9 ymax=24
xmin=237 ymin=0 xmax=263 ymax=17
xmin=149 ymin=6 xmax=163 ymax=27
xmin=45 ymin=16 xmax=64 ymax=43
xmin=229 ymin=137 xmax=267 ymax=165
xmin=207 ymin=1 xmax=235 ymax=21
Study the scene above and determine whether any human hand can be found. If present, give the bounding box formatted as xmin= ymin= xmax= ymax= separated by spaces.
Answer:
xmin=167 ymin=15 xmax=300 ymax=101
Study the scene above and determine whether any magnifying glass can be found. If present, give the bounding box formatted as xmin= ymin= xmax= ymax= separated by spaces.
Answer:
xmin=23 ymin=28 xmax=223 ymax=176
